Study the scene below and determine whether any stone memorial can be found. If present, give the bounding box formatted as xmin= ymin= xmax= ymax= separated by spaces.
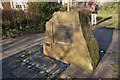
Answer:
xmin=44 ymin=11 xmax=99 ymax=72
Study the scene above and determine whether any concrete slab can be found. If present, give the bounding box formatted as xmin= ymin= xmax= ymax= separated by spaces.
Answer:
xmin=92 ymin=27 xmax=114 ymax=50
xmin=2 ymin=58 xmax=21 ymax=72
xmin=108 ymin=30 xmax=119 ymax=52
xmin=1 ymin=54 xmax=8 ymax=60
xmin=89 ymin=54 xmax=114 ymax=78
xmin=90 ymin=26 xmax=119 ymax=78
xmin=11 ymin=65 xmax=37 ymax=78
xmin=2 ymin=72 xmax=16 ymax=78
xmin=2 ymin=34 xmax=45 ymax=52
xmin=60 ymin=65 xmax=91 ymax=78
xmin=3 ymin=49 xmax=21 ymax=57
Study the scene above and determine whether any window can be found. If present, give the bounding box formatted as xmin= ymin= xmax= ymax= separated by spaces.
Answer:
xmin=19 ymin=5 xmax=22 ymax=8
xmin=16 ymin=5 xmax=22 ymax=9
xmin=16 ymin=5 xmax=18 ymax=8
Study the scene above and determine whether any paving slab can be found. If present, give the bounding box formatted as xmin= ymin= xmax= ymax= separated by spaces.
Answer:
xmin=11 ymin=65 xmax=37 ymax=78
xmin=3 ymin=49 xmax=20 ymax=56
xmin=2 ymin=72 xmax=16 ymax=78
xmin=89 ymin=29 xmax=120 ymax=78
xmin=2 ymin=33 xmax=45 ymax=45
xmin=3 ymin=37 xmax=44 ymax=53
xmin=2 ymin=36 xmax=45 ymax=61
xmin=108 ymin=30 xmax=119 ymax=52
xmin=60 ymin=65 xmax=91 ymax=78
xmin=2 ymin=33 xmax=45 ymax=51
xmin=89 ymin=53 xmax=114 ymax=78
xmin=92 ymin=27 xmax=114 ymax=50
xmin=2 ymin=58 xmax=21 ymax=72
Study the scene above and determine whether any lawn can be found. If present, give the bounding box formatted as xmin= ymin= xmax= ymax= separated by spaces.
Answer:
xmin=97 ymin=10 xmax=118 ymax=28
xmin=97 ymin=2 xmax=118 ymax=28
xmin=98 ymin=10 xmax=118 ymax=19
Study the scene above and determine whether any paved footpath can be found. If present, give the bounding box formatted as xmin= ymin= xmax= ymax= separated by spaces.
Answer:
xmin=90 ymin=29 xmax=120 ymax=78
xmin=1 ymin=18 xmax=119 ymax=79
xmin=2 ymin=33 xmax=46 ymax=60
xmin=89 ymin=18 xmax=120 ymax=78
xmin=2 ymin=33 xmax=91 ymax=79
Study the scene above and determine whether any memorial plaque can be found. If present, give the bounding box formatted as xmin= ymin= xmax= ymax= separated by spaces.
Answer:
xmin=54 ymin=24 xmax=74 ymax=43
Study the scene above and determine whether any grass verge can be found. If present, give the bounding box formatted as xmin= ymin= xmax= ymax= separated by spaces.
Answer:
xmin=97 ymin=10 xmax=118 ymax=28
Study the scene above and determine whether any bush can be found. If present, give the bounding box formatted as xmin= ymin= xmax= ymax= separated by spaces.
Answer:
xmin=27 ymin=2 xmax=61 ymax=24
xmin=2 ymin=2 xmax=61 ymax=39
xmin=2 ymin=10 xmax=26 ymax=37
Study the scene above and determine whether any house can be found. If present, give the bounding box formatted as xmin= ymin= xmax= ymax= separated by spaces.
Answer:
xmin=11 ymin=0 xmax=28 ymax=11
xmin=1 ymin=0 xmax=28 ymax=11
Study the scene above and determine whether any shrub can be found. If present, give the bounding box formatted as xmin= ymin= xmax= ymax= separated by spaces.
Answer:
xmin=2 ymin=2 xmax=61 ymax=39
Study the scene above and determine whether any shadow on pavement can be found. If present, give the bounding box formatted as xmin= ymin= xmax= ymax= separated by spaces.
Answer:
xmin=92 ymin=27 xmax=114 ymax=61
xmin=97 ymin=16 xmax=112 ymax=25
xmin=2 ymin=44 xmax=69 ymax=79
xmin=97 ymin=16 xmax=103 ymax=21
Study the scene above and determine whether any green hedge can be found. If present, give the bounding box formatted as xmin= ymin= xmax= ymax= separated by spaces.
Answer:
xmin=2 ymin=2 xmax=61 ymax=38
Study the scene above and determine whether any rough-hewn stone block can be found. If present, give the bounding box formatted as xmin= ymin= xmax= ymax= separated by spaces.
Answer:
xmin=44 ymin=11 xmax=99 ymax=72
